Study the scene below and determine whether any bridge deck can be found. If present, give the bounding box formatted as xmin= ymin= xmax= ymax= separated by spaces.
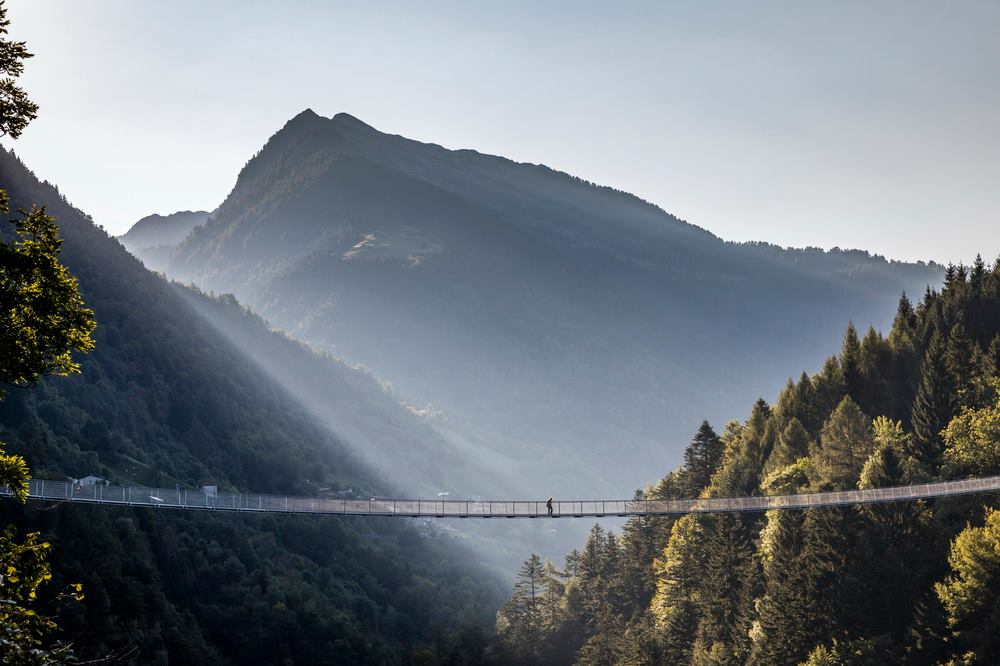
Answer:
xmin=9 ymin=476 xmax=1000 ymax=518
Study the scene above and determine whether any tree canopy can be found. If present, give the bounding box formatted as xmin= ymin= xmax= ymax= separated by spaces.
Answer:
xmin=494 ymin=255 xmax=1000 ymax=664
xmin=0 ymin=1 xmax=37 ymax=140
xmin=0 ymin=200 xmax=96 ymax=393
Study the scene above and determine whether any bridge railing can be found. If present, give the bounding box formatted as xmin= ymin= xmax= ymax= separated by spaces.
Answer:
xmin=7 ymin=475 xmax=1000 ymax=518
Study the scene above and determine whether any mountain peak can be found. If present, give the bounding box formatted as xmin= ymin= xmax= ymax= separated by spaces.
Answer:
xmin=119 ymin=210 xmax=210 ymax=262
xmin=332 ymin=112 xmax=376 ymax=131
xmin=282 ymin=107 xmax=325 ymax=130
xmin=278 ymin=109 xmax=374 ymax=133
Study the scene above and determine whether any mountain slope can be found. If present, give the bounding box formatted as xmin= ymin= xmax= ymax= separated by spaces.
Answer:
xmin=0 ymin=149 xmax=502 ymax=663
xmin=154 ymin=110 xmax=942 ymax=495
xmin=118 ymin=209 xmax=209 ymax=271
xmin=120 ymin=210 xmax=209 ymax=249
xmin=171 ymin=283 xmax=522 ymax=497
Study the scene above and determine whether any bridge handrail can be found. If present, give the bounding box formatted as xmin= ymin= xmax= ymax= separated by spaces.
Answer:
xmin=4 ymin=474 xmax=1000 ymax=518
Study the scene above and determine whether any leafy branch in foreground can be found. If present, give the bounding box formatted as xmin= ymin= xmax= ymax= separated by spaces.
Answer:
xmin=0 ymin=198 xmax=96 ymax=395
xmin=0 ymin=0 xmax=37 ymax=140
xmin=0 ymin=528 xmax=83 ymax=664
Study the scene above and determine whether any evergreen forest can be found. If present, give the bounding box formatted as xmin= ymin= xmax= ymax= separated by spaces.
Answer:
xmin=494 ymin=262 xmax=1000 ymax=665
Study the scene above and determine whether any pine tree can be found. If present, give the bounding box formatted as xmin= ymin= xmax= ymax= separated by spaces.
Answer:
xmin=971 ymin=254 xmax=987 ymax=294
xmin=749 ymin=510 xmax=816 ymax=665
xmin=988 ymin=335 xmax=1000 ymax=377
xmin=694 ymin=514 xmax=758 ymax=664
xmin=651 ymin=515 xmax=704 ymax=663
xmin=944 ymin=263 xmax=957 ymax=287
xmin=854 ymin=422 xmax=938 ymax=643
xmin=811 ymin=396 xmax=874 ymax=489
xmin=859 ymin=325 xmax=885 ymax=372
xmin=858 ymin=326 xmax=893 ymax=415
xmin=575 ymin=604 xmax=620 ymax=666
xmin=513 ymin=553 xmax=545 ymax=626
xmin=617 ymin=492 xmax=659 ymax=619
xmin=497 ymin=554 xmax=547 ymax=661
xmin=614 ymin=612 xmax=665 ymax=665
xmin=539 ymin=559 xmax=565 ymax=632
xmin=945 ymin=323 xmax=979 ymax=406
xmin=890 ymin=292 xmax=918 ymax=347
xmin=575 ymin=524 xmax=613 ymax=634
xmin=887 ymin=296 xmax=923 ymax=422
xmin=564 ymin=549 xmax=581 ymax=578
xmin=775 ymin=377 xmax=798 ymax=418
xmin=768 ymin=417 xmax=811 ymax=471
xmin=841 ymin=322 xmax=863 ymax=401
xmin=770 ymin=508 xmax=855 ymax=664
xmin=811 ymin=357 xmax=847 ymax=429
xmin=711 ymin=400 xmax=774 ymax=497
xmin=578 ymin=524 xmax=607 ymax=591
xmin=911 ymin=330 xmax=958 ymax=468
xmin=682 ymin=421 xmax=724 ymax=496
xmin=603 ymin=531 xmax=620 ymax=583
xmin=793 ymin=372 xmax=819 ymax=433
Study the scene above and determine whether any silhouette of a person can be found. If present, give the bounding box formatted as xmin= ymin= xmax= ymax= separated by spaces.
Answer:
xmin=546 ymin=497 xmax=554 ymax=516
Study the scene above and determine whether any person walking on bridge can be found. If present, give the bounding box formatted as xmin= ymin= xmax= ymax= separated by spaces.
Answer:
xmin=546 ymin=497 xmax=554 ymax=516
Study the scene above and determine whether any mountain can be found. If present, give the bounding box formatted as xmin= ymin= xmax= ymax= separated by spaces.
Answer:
xmin=146 ymin=110 xmax=943 ymax=497
xmin=118 ymin=210 xmax=209 ymax=271
xmin=0 ymin=149 xmax=503 ymax=663
xmin=120 ymin=210 xmax=209 ymax=249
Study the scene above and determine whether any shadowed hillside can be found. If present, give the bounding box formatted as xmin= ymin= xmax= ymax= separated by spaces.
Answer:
xmin=0 ymin=148 xmax=503 ymax=663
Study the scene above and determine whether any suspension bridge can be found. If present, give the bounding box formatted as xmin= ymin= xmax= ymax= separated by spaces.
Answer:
xmin=5 ymin=475 xmax=1000 ymax=519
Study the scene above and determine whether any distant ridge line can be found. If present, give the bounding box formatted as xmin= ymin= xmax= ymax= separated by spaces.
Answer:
xmin=7 ymin=476 xmax=1000 ymax=519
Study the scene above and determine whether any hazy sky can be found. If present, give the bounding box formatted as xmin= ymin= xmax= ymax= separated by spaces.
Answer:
xmin=4 ymin=1 xmax=998 ymax=263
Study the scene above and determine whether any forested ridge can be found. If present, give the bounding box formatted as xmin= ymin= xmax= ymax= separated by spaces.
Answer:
xmin=0 ymin=146 xmax=503 ymax=663
xmin=495 ymin=261 xmax=1000 ymax=665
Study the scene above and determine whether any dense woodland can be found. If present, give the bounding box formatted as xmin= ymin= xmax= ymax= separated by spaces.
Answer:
xmin=495 ymin=261 xmax=1000 ymax=665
